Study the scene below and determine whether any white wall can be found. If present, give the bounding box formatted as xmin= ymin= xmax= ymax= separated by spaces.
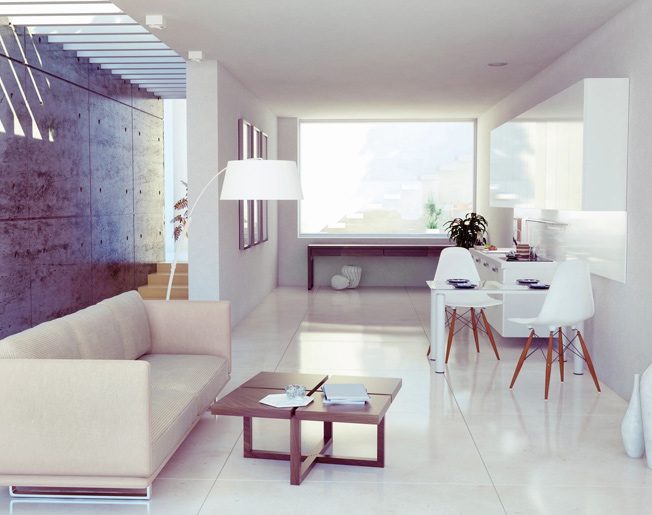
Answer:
xmin=164 ymin=99 xmax=188 ymax=263
xmin=217 ymin=63 xmax=279 ymax=324
xmin=187 ymin=62 xmax=280 ymax=321
xmin=187 ymin=61 xmax=220 ymax=300
xmin=277 ymin=117 xmax=443 ymax=288
xmin=477 ymin=0 xmax=652 ymax=398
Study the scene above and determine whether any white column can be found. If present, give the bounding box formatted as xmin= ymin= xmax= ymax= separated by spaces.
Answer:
xmin=187 ymin=61 xmax=220 ymax=300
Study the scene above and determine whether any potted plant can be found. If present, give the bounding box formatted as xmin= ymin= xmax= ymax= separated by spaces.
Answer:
xmin=424 ymin=195 xmax=443 ymax=233
xmin=444 ymin=212 xmax=488 ymax=248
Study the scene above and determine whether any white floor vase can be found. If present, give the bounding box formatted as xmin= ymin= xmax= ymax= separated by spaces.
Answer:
xmin=622 ymin=373 xmax=645 ymax=459
xmin=341 ymin=265 xmax=362 ymax=288
xmin=639 ymin=367 xmax=652 ymax=467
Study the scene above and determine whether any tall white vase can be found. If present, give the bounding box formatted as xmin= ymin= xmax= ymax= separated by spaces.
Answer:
xmin=639 ymin=366 xmax=652 ymax=467
xmin=621 ymin=373 xmax=645 ymax=458
xmin=341 ymin=265 xmax=362 ymax=288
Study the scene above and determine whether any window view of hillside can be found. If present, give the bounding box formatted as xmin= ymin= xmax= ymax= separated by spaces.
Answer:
xmin=299 ymin=121 xmax=474 ymax=236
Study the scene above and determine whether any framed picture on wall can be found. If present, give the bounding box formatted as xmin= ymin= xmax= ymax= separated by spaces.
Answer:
xmin=259 ymin=131 xmax=269 ymax=243
xmin=238 ymin=118 xmax=269 ymax=250
xmin=238 ymin=119 xmax=253 ymax=250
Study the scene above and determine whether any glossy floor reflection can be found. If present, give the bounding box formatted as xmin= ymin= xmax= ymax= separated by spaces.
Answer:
xmin=2 ymin=287 xmax=646 ymax=515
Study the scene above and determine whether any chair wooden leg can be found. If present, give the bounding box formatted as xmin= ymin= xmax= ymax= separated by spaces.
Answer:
xmin=510 ymin=329 xmax=534 ymax=388
xmin=445 ymin=309 xmax=457 ymax=363
xmin=470 ymin=308 xmax=480 ymax=353
xmin=558 ymin=327 xmax=564 ymax=382
xmin=480 ymin=309 xmax=500 ymax=360
xmin=545 ymin=331 xmax=554 ymax=400
xmin=577 ymin=330 xmax=601 ymax=392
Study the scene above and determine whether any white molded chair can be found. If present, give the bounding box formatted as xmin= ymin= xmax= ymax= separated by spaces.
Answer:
xmin=509 ymin=259 xmax=601 ymax=399
xmin=427 ymin=247 xmax=502 ymax=362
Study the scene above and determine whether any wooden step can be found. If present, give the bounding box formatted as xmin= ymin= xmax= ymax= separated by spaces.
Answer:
xmin=138 ymin=285 xmax=188 ymax=300
xmin=156 ymin=262 xmax=188 ymax=274
xmin=147 ymin=272 xmax=188 ymax=286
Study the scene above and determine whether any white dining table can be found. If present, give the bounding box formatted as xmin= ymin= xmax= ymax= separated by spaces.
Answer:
xmin=426 ymin=280 xmax=585 ymax=374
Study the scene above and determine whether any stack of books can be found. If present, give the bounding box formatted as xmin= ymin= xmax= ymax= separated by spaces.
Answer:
xmin=322 ymin=383 xmax=370 ymax=405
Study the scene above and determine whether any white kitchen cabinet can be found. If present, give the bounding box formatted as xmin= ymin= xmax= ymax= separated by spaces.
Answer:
xmin=470 ymin=249 xmax=557 ymax=337
xmin=490 ymin=78 xmax=629 ymax=211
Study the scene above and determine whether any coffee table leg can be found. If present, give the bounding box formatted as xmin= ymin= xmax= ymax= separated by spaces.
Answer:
xmin=377 ymin=417 xmax=385 ymax=467
xmin=290 ymin=416 xmax=302 ymax=485
xmin=323 ymin=421 xmax=333 ymax=451
xmin=243 ymin=417 xmax=253 ymax=457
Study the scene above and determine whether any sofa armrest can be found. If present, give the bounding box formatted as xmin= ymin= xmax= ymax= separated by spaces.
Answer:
xmin=143 ymin=300 xmax=231 ymax=371
xmin=0 ymin=359 xmax=151 ymax=478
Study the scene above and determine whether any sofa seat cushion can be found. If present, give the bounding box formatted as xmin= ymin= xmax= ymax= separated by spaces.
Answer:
xmin=140 ymin=354 xmax=229 ymax=415
xmin=145 ymin=354 xmax=229 ymax=472
xmin=150 ymin=387 xmax=197 ymax=472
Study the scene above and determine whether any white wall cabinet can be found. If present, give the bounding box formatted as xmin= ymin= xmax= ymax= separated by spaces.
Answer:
xmin=470 ymin=249 xmax=557 ymax=337
xmin=490 ymin=78 xmax=629 ymax=211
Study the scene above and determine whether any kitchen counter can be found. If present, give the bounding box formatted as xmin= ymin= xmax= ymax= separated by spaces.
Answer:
xmin=469 ymin=249 xmax=557 ymax=337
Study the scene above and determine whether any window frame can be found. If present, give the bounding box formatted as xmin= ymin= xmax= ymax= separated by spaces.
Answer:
xmin=297 ymin=118 xmax=477 ymax=239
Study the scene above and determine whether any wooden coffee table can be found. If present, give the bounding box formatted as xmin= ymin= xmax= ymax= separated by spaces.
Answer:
xmin=211 ymin=372 xmax=401 ymax=485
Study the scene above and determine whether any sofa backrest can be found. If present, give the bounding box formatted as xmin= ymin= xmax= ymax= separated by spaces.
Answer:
xmin=100 ymin=291 xmax=152 ymax=359
xmin=0 ymin=317 xmax=81 ymax=359
xmin=0 ymin=291 xmax=152 ymax=360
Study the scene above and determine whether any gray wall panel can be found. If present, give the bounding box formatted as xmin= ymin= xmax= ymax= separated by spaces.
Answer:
xmin=89 ymin=95 xmax=134 ymax=216
xmin=134 ymin=213 xmax=164 ymax=285
xmin=133 ymin=110 xmax=164 ymax=214
xmin=88 ymin=65 xmax=132 ymax=105
xmin=91 ymin=214 xmax=135 ymax=303
xmin=132 ymin=85 xmax=164 ymax=118
xmin=0 ymin=32 xmax=163 ymax=338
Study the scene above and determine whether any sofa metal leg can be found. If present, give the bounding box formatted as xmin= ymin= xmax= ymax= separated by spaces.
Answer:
xmin=10 ymin=486 xmax=151 ymax=500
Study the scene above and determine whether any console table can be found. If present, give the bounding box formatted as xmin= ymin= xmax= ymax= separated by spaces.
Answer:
xmin=307 ymin=243 xmax=450 ymax=290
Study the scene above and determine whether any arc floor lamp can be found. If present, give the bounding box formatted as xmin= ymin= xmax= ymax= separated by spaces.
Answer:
xmin=166 ymin=158 xmax=302 ymax=300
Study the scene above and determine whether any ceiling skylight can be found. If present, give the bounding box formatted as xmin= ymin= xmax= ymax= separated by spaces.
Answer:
xmin=30 ymin=24 xmax=148 ymax=34
xmin=6 ymin=1 xmax=186 ymax=98
xmin=48 ymin=34 xmax=159 ymax=42
xmin=0 ymin=4 xmax=122 ymax=15
xmin=9 ymin=14 xmax=135 ymax=25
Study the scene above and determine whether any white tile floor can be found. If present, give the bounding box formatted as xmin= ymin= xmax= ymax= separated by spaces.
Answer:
xmin=2 ymin=286 xmax=648 ymax=515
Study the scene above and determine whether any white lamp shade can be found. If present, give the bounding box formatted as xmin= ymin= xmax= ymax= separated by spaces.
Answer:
xmin=220 ymin=159 xmax=303 ymax=200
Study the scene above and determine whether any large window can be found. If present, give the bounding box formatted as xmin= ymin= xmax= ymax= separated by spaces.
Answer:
xmin=299 ymin=120 xmax=475 ymax=237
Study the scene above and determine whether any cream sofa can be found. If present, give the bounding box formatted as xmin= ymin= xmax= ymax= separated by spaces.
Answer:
xmin=0 ymin=291 xmax=231 ymax=497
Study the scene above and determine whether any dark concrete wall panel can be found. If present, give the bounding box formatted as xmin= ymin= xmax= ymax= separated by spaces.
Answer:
xmin=88 ymin=65 xmax=132 ymax=105
xmin=0 ymin=26 xmax=26 ymax=62
xmin=31 ymin=264 xmax=92 ymax=326
xmin=0 ymin=221 xmax=32 ymax=337
xmin=0 ymin=36 xmax=163 ymax=338
xmin=134 ymin=110 xmax=164 ymax=214
xmin=31 ymin=217 xmax=91 ymax=266
xmin=0 ymin=137 xmax=29 ymax=221
xmin=132 ymin=86 xmax=164 ymax=118
xmin=26 ymin=34 xmax=89 ymax=87
xmin=89 ymin=94 xmax=134 ymax=216
xmin=28 ymin=71 xmax=91 ymax=219
xmin=92 ymin=214 xmax=135 ymax=303
xmin=134 ymin=213 xmax=164 ymax=285
xmin=0 ymin=269 xmax=31 ymax=338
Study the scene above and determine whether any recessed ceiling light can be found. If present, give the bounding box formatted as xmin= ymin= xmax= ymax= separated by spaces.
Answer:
xmin=145 ymin=14 xmax=165 ymax=30
xmin=188 ymin=50 xmax=203 ymax=62
xmin=488 ymin=62 xmax=508 ymax=67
